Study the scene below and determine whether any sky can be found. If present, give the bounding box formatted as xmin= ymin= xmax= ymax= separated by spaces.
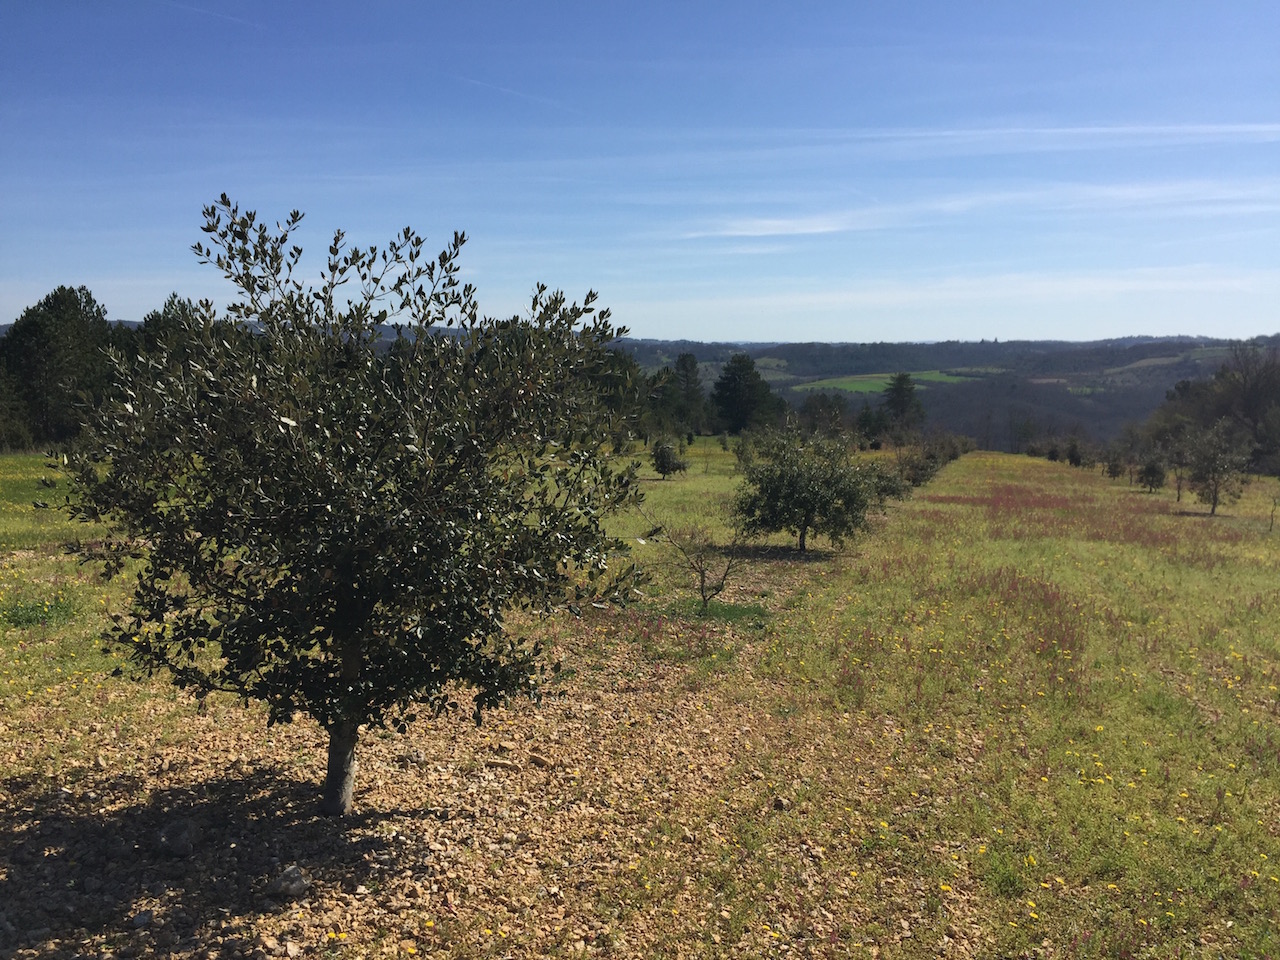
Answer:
xmin=2 ymin=1 xmax=1278 ymax=343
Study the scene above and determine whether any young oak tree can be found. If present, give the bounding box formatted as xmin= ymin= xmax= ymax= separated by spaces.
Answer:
xmin=68 ymin=197 xmax=641 ymax=816
xmin=732 ymin=430 xmax=906 ymax=552
xmin=1188 ymin=418 xmax=1251 ymax=515
xmin=650 ymin=436 xmax=688 ymax=478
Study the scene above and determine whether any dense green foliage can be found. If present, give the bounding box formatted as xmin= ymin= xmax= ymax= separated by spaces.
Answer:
xmin=67 ymin=197 xmax=641 ymax=814
xmin=0 ymin=285 xmax=129 ymax=448
xmin=710 ymin=353 xmax=784 ymax=434
xmin=643 ymin=352 xmax=708 ymax=440
xmin=650 ymin=437 xmax=688 ymax=478
xmin=881 ymin=372 xmax=924 ymax=430
xmin=1153 ymin=345 xmax=1280 ymax=474
xmin=732 ymin=432 xmax=905 ymax=551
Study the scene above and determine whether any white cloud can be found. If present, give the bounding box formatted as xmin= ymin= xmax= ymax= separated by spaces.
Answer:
xmin=693 ymin=179 xmax=1280 ymax=238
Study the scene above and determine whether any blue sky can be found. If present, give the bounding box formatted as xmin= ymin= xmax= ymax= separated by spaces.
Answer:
xmin=2 ymin=2 xmax=1278 ymax=343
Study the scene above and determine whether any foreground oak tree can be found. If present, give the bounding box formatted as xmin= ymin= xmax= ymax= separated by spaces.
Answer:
xmin=69 ymin=196 xmax=640 ymax=815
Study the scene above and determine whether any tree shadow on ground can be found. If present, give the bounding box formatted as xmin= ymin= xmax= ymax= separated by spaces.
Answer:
xmin=727 ymin=543 xmax=838 ymax=562
xmin=0 ymin=764 xmax=417 ymax=956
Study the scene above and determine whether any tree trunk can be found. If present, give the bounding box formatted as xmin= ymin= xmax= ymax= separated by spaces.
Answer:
xmin=321 ymin=719 xmax=359 ymax=816
xmin=798 ymin=525 xmax=808 ymax=552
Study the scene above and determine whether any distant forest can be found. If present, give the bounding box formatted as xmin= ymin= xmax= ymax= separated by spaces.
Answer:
xmin=2 ymin=283 xmax=1278 ymax=454
xmin=618 ymin=335 xmax=1280 ymax=452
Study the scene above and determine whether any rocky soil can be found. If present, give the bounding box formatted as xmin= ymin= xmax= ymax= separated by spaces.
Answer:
xmin=1 ymin=611 xmax=865 ymax=959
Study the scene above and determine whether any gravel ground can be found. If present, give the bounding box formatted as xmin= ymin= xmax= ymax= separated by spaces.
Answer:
xmin=2 ymin=608 xmax=841 ymax=960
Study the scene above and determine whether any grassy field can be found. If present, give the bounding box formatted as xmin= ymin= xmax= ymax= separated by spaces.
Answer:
xmin=793 ymin=371 xmax=971 ymax=395
xmin=1 ymin=448 xmax=1278 ymax=958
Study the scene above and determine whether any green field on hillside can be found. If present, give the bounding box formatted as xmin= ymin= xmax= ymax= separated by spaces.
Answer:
xmin=2 ymin=448 xmax=1278 ymax=958
xmin=794 ymin=370 xmax=972 ymax=394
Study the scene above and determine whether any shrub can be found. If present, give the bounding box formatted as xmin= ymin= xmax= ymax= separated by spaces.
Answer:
xmin=733 ymin=431 xmax=905 ymax=551
xmin=651 ymin=437 xmax=688 ymax=478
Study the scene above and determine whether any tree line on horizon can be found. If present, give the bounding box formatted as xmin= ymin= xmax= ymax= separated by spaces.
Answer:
xmin=626 ymin=333 xmax=1280 ymax=455
xmin=0 ymin=286 xmax=200 ymax=450
xmin=7 ymin=281 xmax=1274 ymax=467
xmin=0 ymin=285 xmax=942 ymax=454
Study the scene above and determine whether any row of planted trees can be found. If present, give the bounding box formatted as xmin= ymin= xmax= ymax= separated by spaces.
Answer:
xmin=1023 ymin=345 xmax=1280 ymax=515
xmin=34 ymin=197 xmax=973 ymax=818
xmin=645 ymin=361 xmax=968 ymax=480
xmin=643 ymin=422 xmax=960 ymax=622
xmin=57 ymin=197 xmax=961 ymax=818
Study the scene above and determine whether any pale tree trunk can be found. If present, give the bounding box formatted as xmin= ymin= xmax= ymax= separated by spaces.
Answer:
xmin=321 ymin=719 xmax=359 ymax=816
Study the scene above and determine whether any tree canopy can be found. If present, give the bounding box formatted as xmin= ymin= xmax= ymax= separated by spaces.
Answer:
xmin=1154 ymin=345 xmax=1280 ymax=475
xmin=68 ymin=197 xmax=642 ymax=815
xmin=732 ymin=431 xmax=905 ymax=551
xmin=882 ymin=372 xmax=925 ymax=432
xmin=0 ymin=285 xmax=124 ymax=446
xmin=710 ymin=353 xmax=784 ymax=434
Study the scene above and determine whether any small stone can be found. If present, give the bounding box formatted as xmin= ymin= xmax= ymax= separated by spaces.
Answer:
xmin=265 ymin=864 xmax=311 ymax=900
xmin=495 ymin=740 xmax=518 ymax=754
xmin=284 ymin=942 xmax=302 ymax=958
xmin=484 ymin=758 xmax=520 ymax=772
xmin=157 ymin=818 xmax=201 ymax=858
xmin=772 ymin=796 xmax=792 ymax=811
xmin=528 ymin=752 xmax=554 ymax=769
xmin=130 ymin=910 xmax=154 ymax=929
xmin=154 ymin=929 xmax=178 ymax=948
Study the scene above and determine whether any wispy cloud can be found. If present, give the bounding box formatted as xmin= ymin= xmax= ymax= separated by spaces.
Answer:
xmin=828 ymin=123 xmax=1280 ymax=153
xmin=627 ymin=265 xmax=1280 ymax=311
xmin=694 ymin=179 xmax=1280 ymax=238
xmin=147 ymin=0 xmax=260 ymax=28
xmin=452 ymin=75 xmax=581 ymax=115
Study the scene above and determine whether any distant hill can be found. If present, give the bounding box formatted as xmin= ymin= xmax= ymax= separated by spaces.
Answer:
xmin=4 ymin=316 xmax=1271 ymax=452
xmin=617 ymin=334 xmax=1280 ymax=449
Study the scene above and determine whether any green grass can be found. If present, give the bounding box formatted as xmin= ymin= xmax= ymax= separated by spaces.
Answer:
xmin=793 ymin=370 xmax=971 ymax=394
xmin=3 ymin=447 xmax=1280 ymax=956
xmin=751 ymin=453 xmax=1280 ymax=954
xmin=0 ymin=454 xmax=82 ymax=551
